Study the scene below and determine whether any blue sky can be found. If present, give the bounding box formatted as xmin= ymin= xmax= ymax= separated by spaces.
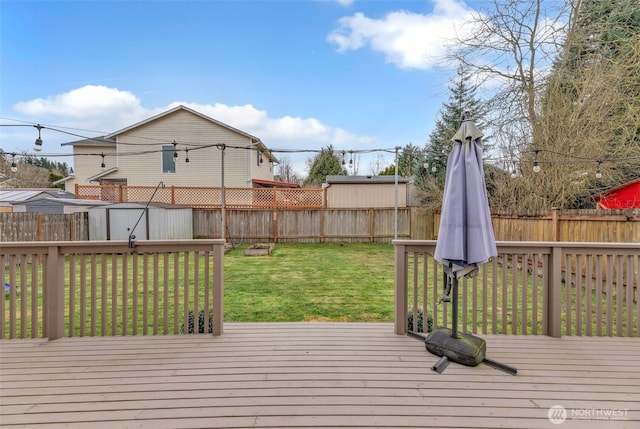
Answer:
xmin=1 ymin=0 xmax=482 ymax=176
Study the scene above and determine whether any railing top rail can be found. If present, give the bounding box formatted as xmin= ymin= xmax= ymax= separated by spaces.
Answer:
xmin=393 ymin=239 xmax=640 ymax=251
xmin=0 ymin=239 xmax=226 ymax=255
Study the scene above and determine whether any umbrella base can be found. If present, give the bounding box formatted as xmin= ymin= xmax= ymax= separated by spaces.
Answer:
xmin=425 ymin=327 xmax=486 ymax=367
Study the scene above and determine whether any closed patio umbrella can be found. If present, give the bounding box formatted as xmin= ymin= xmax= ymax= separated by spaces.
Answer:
xmin=434 ymin=111 xmax=497 ymax=277
xmin=414 ymin=111 xmax=516 ymax=375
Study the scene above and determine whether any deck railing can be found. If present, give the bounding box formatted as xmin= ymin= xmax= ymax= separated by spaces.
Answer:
xmin=394 ymin=241 xmax=639 ymax=338
xmin=2 ymin=240 xmax=225 ymax=340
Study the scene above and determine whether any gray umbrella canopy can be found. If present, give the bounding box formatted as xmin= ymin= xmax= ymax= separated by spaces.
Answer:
xmin=434 ymin=112 xmax=497 ymax=278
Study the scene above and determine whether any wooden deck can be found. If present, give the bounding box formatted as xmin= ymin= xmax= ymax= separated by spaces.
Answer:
xmin=1 ymin=323 xmax=639 ymax=429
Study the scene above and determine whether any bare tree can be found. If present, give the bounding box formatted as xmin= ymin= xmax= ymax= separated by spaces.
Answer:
xmin=275 ymin=156 xmax=301 ymax=185
xmin=450 ymin=0 xmax=570 ymax=162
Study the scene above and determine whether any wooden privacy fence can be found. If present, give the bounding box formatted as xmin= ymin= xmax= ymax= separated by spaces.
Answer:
xmin=195 ymin=208 xmax=412 ymax=243
xmin=433 ymin=208 xmax=640 ymax=242
xmin=1 ymin=240 xmax=225 ymax=339
xmin=394 ymin=240 xmax=639 ymax=338
xmin=2 ymin=208 xmax=638 ymax=243
xmin=75 ymin=184 xmax=325 ymax=209
xmin=0 ymin=212 xmax=88 ymax=242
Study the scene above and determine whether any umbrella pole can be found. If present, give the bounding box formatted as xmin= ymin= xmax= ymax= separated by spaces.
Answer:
xmin=451 ymin=273 xmax=459 ymax=339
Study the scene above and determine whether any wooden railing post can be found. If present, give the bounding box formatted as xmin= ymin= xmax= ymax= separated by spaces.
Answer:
xmin=546 ymin=244 xmax=563 ymax=337
xmin=394 ymin=242 xmax=408 ymax=335
xmin=212 ymin=242 xmax=225 ymax=336
xmin=44 ymin=245 xmax=65 ymax=340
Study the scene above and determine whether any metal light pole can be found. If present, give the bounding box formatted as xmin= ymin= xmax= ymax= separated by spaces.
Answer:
xmin=394 ymin=146 xmax=400 ymax=240
xmin=220 ymin=144 xmax=226 ymax=241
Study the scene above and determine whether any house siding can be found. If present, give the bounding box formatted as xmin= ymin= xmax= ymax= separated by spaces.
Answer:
xmin=327 ymin=183 xmax=407 ymax=208
xmin=66 ymin=145 xmax=117 ymax=190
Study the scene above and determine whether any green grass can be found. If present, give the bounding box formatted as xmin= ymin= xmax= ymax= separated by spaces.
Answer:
xmin=224 ymin=243 xmax=396 ymax=322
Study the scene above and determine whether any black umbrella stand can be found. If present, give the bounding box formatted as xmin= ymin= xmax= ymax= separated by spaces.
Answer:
xmin=409 ymin=263 xmax=517 ymax=375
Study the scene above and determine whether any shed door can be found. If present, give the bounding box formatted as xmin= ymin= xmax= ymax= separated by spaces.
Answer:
xmin=108 ymin=208 xmax=148 ymax=240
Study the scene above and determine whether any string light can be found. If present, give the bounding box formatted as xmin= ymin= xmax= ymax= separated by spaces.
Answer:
xmin=533 ymin=149 xmax=541 ymax=173
xmin=185 ymin=149 xmax=190 ymax=164
xmin=100 ymin=152 xmax=106 ymax=170
xmin=2 ymin=121 xmax=639 ymax=182
xmin=172 ymin=141 xmax=178 ymax=163
xmin=10 ymin=153 xmax=17 ymax=173
xmin=34 ymin=124 xmax=43 ymax=152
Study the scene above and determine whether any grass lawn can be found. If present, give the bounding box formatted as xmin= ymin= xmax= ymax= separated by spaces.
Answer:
xmin=224 ymin=243 xmax=396 ymax=322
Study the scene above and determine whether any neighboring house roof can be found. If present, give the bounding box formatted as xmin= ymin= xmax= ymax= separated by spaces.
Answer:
xmin=53 ymin=175 xmax=75 ymax=185
xmin=0 ymin=189 xmax=75 ymax=203
xmin=325 ymin=175 xmax=409 ymax=185
xmin=252 ymin=179 xmax=300 ymax=189
xmin=87 ymin=167 xmax=119 ymax=182
xmin=60 ymin=136 xmax=116 ymax=147
xmin=593 ymin=178 xmax=640 ymax=209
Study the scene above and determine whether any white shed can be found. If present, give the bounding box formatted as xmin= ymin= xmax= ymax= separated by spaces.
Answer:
xmin=88 ymin=202 xmax=193 ymax=241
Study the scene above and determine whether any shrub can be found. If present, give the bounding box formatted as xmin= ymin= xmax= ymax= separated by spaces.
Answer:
xmin=407 ymin=310 xmax=433 ymax=333
xmin=182 ymin=309 xmax=214 ymax=334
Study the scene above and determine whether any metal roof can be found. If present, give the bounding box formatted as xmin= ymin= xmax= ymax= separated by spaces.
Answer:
xmin=325 ymin=175 xmax=408 ymax=185
xmin=0 ymin=189 xmax=74 ymax=203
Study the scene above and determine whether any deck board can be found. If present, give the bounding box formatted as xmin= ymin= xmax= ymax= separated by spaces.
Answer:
xmin=1 ymin=322 xmax=639 ymax=428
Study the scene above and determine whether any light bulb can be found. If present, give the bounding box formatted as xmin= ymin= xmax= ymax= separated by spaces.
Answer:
xmin=533 ymin=161 xmax=540 ymax=173
xmin=11 ymin=162 xmax=17 ymax=173
xmin=431 ymin=165 xmax=437 ymax=173
xmin=511 ymin=170 xmax=517 ymax=179
xmin=595 ymin=169 xmax=602 ymax=179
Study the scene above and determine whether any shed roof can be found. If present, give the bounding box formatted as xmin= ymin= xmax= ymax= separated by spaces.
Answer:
xmin=0 ymin=189 xmax=74 ymax=202
xmin=325 ymin=175 xmax=408 ymax=185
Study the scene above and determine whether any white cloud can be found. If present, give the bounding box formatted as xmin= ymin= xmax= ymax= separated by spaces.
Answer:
xmin=12 ymin=85 xmax=375 ymax=156
xmin=327 ymin=0 xmax=475 ymax=70
xmin=14 ymin=85 xmax=148 ymax=130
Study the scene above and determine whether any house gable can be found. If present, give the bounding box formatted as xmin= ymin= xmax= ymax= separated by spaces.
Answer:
xmin=64 ymin=105 xmax=276 ymax=190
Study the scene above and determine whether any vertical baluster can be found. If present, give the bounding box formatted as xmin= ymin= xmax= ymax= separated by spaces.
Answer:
xmin=492 ymin=257 xmax=498 ymax=334
xmin=132 ymin=252 xmax=138 ymax=336
xmin=183 ymin=252 xmax=190 ymax=334
xmin=31 ymin=253 xmax=40 ymax=338
xmin=564 ymin=253 xmax=572 ymax=335
xmin=532 ymin=254 xmax=540 ymax=335
xmin=204 ymin=251 xmax=211 ymax=334
xmin=173 ymin=252 xmax=180 ymax=333
xmin=595 ymin=254 xmax=603 ymax=336
xmin=502 ymin=253 xmax=508 ymax=334
xmin=521 ymin=254 xmax=528 ymax=335
xmin=142 ymin=253 xmax=149 ymax=335
xmin=511 ymin=254 xmax=518 ymax=335
xmin=153 ymin=253 xmax=159 ymax=335
xmin=122 ymin=253 xmax=128 ymax=336
xmin=20 ymin=254 xmax=28 ymax=338
xmin=194 ymin=251 xmax=200 ymax=332
xmin=585 ymin=254 xmax=593 ymax=336
xmin=163 ymin=253 xmax=169 ymax=335
xmin=69 ymin=254 xmax=76 ymax=337
xmin=575 ymin=254 xmax=583 ymax=336
xmin=90 ymin=254 xmax=97 ymax=337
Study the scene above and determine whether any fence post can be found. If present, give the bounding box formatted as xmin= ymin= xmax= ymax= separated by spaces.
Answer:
xmin=546 ymin=244 xmax=562 ymax=337
xmin=394 ymin=242 xmax=408 ymax=335
xmin=44 ymin=245 xmax=65 ymax=340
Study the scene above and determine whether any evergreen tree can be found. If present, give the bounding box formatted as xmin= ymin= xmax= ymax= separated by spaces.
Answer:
xmin=302 ymin=145 xmax=346 ymax=187
xmin=423 ymin=65 xmax=489 ymax=188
